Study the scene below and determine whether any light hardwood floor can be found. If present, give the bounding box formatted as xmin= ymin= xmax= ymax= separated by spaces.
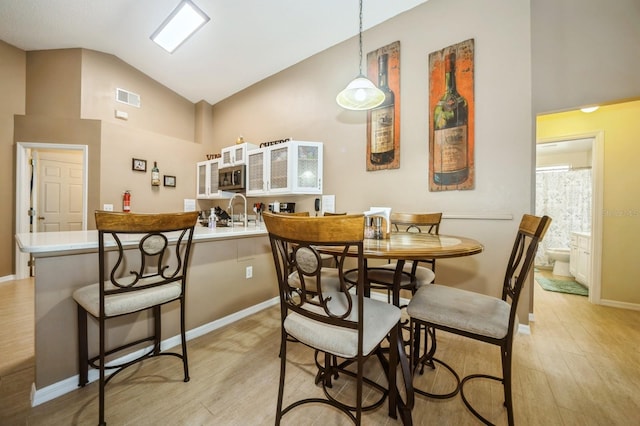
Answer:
xmin=1 ymin=275 xmax=639 ymax=425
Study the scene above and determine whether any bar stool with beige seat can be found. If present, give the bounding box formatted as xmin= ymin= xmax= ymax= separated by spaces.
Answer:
xmin=73 ymin=210 xmax=199 ymax=426
xmin=407 ymin=214 xmax=551 ymax=425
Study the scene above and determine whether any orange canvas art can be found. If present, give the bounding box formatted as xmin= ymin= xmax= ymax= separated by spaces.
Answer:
xmin=429 ymin=39 xmax=475 ymax=191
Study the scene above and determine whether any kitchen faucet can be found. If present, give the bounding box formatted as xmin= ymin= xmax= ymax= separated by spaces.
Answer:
xmin=228 ymin=193 xmax=248 ymax=228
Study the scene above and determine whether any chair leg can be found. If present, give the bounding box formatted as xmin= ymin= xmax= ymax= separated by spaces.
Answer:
xmin=275 ymin=329 xmax=287 ymax=426
xmin=502 ymin=346 xmax=514 ymax=426
xmin=179 ymin=297 xmax=190 ymax=382
xmin=153 ymin=305 xmax=161 ymax=356
xmin=387 ymin=323 xmax=399 ymax=419
xmin=77 ymin=304 xmax=89 ymax=387
xmin=99 ymin=315 xmax=106 ymax=426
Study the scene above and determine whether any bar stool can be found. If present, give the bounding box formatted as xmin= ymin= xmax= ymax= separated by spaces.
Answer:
xmin=73 ymin=211 xmax=198 ymax=425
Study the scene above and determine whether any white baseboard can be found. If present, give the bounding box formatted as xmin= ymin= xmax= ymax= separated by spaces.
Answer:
xmin=0 ymin=274 xmax=17 ymax=283
xmin=598 ymin=298 xmax=640 ymax=311
xmin=31 ymin=296 xmax=280 ymax=407
xmin=518 ymin=324 xmax=531 ymax=335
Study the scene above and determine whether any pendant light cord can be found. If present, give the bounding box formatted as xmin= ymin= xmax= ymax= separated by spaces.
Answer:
xmin=358 ymin=0 xmax=364 ymax=75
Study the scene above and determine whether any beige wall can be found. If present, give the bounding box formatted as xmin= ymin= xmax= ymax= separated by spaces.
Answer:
xmin=26 ymin=49 xmax=82 ymax=118
xmin=0 ymin=40 xmax=26 ymax=277
xmin=531 ymin=0 xmax=640 ymax=113
xmin=80 ymin=49 xmax=196 ymax=141
xmin=537 ymin=101 xmax=640 ymax=305
xmin=211 ymin=0 xmax=534 ymax=322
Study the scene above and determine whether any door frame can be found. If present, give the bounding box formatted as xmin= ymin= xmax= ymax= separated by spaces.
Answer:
xmin=15 ymin=142 xmax=89 ymax=279
xmin=536 ymin=130 xmax=604 ymax=304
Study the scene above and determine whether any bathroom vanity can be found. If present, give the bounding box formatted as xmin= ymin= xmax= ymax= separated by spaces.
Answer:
xmin=570 ymin=232 xmax=591 ymax=287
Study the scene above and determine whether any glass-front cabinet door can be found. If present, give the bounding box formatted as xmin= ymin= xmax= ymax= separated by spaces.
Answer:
xmin=196 ymin=158 xmax=226 ymax=199
xmin=221 ymin=142 xmax=257 ymax=167
xmin=208 ymin=159 xmax=221 ymax=195
xmin=196 ymin=160 xmax=209 ymax=198
xmin=268 ymin=145 xmax=290 ymax=193
xmin=246 ymin=149 xmax=266 ymax=196
xmin=293 ymin=142 xmax=322 ymax=194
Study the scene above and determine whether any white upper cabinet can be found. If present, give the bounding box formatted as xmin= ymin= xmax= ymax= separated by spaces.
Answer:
xmin=220 ymin=142 xmax=258 ymax=167
xmin=246 ymin=141 xmax=323 ymax=196
xmin=196 ymin=158 xmax=231 ymax=199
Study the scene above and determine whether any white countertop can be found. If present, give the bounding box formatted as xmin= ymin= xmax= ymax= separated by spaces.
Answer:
xmin=16 ymin=225 xmax=268 ymax=256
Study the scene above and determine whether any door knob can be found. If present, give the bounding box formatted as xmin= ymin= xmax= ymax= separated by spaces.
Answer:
xmin=38 ymin=217 xmax=45 ymax=220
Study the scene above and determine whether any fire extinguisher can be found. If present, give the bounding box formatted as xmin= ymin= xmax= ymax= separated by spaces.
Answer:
xmin=123 ymin=190 xmax=131 ymax=213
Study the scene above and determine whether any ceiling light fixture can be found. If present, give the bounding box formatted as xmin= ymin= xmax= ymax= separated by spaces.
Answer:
xmin=336 ymin=0 xmax=385 ymax=110
xmin=580 ymin=106 xmax=599 ymax=113
xmin=151 ymin=0 xmax=210 ymax=53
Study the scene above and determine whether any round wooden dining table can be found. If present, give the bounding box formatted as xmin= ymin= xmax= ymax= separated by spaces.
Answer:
xmin=322 ymin=232 xmax=484 ymax=306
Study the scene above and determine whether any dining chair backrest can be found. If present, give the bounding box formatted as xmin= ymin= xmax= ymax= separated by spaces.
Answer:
xmin=95 ymin=211 xmax=199 ymax=306
xmin=390 ymin=212 xmax=442 ymax=234
xmin=263 ymin=212 xmax=365 ymax=326
xmin=502 ymin=214 xmax=551 ymax=326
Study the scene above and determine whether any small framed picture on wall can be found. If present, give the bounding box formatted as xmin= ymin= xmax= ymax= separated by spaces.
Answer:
xmin=132 ymin=158 xmax=147 ymax=172
xmin=163 ymin=175 xmax=176 ymax=187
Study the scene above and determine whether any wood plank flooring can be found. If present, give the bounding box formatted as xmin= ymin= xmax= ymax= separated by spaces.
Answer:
xmin=1 ymin=275 xmax=639 ymax=425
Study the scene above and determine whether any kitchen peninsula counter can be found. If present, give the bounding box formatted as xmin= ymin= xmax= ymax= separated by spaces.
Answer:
xmin=16 ymin=224 xmax=268 ymax=256
xmin=16 ymin=224 xmax=277 ymax=406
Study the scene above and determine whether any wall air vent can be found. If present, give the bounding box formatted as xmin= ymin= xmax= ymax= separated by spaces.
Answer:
xmin=115 ymin=88 xmax=141 ymax=108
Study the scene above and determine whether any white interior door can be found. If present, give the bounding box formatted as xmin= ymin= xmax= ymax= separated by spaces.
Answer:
xmin=15 ymin=143 xmax=88 ymax=279
xmin=34 ymin=150 xmax=84 ymax=232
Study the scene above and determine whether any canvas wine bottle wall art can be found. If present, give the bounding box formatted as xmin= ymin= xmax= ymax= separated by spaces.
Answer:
xmin=429 ymin=39 xmax=475 ymax=191
xmin=366 ymin=41 xmax=400 ymax=171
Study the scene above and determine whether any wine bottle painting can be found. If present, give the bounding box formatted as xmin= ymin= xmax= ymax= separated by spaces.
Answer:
xmin=429 ymin=39 xmax=475 ymax=191
xmin=366 ymin=41 xmax=400 ymax=171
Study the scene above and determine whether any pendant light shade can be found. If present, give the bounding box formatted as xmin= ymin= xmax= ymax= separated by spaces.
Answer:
xmin=336 ymin=75 xmax=385 ymax=110
xmin=336 ymin=0 xmax=385 ymax=110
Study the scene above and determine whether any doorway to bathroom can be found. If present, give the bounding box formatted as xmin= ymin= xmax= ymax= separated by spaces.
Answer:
xmin=535 ymin=132 xmax=603 ymax=304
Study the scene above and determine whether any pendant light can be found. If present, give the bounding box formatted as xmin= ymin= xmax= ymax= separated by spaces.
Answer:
xmin=336 ymin=0 xmax=385 ymax=110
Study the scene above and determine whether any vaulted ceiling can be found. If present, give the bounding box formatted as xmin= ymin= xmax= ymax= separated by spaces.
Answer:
xmin=0 ymin=0 xmax=428 ymax=104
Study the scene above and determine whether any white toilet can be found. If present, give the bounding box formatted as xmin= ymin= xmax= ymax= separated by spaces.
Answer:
xmin=547 ymin=248 xmax=572 ymax=277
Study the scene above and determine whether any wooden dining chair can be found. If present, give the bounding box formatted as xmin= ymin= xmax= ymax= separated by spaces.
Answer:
xmin=407 ymin=214 xmax=551 ymax=425
xmin=72 ymin=210 xmax=199 ymax=426
xmin=263 ymin=212 xmax=411 ymax=425
xmin=366 ymin=212 xmax=443 ymax=296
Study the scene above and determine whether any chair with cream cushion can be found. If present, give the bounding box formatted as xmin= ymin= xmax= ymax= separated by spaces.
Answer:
xmin=263 ymin=212 xmax=411 ymax=425
xmin=407 ymin=214 xmax=551 ymax=425
xmin=73 ymin=210 xmax=199 ymax=426
xmin=366 ymin=212 xmax=443 ymax=295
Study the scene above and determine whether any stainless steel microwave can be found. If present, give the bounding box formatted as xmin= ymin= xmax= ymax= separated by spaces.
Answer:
xmin=218 ymin=165 xmax=245 ymax=191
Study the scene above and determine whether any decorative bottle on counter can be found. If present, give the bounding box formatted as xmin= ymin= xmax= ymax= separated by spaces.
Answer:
xmin=151 ymin=161 xmax=160 ymax=186
xmin=433 ymin=52 xmax=469 ymax=185
xmin=370 ymin=53 xmax=395 ymax=165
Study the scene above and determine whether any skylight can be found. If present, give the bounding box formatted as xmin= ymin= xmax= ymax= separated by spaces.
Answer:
xmin=151 ymin=0 xmax=210 ymax=53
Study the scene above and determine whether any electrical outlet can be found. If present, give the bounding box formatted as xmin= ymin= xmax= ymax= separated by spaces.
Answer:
xmin=103 ymin=204 xmax=114 ymax=211
xmin=245 ymin=266 xmax=253 ymax=279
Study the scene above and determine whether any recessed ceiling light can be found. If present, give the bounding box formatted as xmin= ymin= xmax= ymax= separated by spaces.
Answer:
xmin=580 ymin=106 xmax=599 ymax=113
xmin=151 ymin=0 xmax=210 ymax=53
